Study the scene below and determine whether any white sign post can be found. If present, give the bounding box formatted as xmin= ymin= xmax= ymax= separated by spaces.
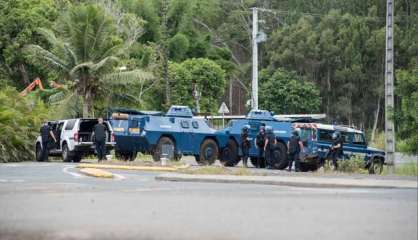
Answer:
xmin=218 ymin=102 xmax=230 ymax=128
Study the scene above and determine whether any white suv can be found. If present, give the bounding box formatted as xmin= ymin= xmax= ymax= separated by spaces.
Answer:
xmin=35 ymin=119 xmax=116 ymax=162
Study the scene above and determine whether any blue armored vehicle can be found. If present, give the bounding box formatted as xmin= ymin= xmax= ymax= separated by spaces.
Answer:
xmin=294 ymin=122 xmax=385 ymax=173
xmin=110 ymin=106 xmax=227 ymax=164
xmin=216 ymin=110 xmax=293 ymax=169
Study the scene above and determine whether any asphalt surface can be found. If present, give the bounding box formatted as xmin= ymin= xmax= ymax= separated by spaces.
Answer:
xmin=0 ymin=162 xmax=417 ymax=240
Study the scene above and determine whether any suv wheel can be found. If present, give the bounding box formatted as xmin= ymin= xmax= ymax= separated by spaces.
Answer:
xmin=36 ymin=143 xmax=43 ymax=162
xmin=62 ymin=144 xmax=72 ymax=162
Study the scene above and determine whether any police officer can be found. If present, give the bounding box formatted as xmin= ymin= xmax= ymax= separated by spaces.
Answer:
xmin=254 ymin=126 xmax=266 ymax=168
xmin=264 ymin=126 xmax=276 ymax=169
xmin=93 ymin=118 xmax=107 ymax=161
xmin=39 ymin=122 xmax=57 ymax=161
xmin=330 ymin=131 xmax=343 ymax=170
xmin=287 ymin=130 xmax=304 ymax=172
xmin=240 ymin=125 xmax=250 ymax=168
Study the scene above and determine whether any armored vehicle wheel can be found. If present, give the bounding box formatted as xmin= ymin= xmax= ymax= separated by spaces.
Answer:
xmin=36 ymin=143 xmax=43 ymax=162
xmin=129 ymin=151 xmax=137 ymax=161
xmin=115 ymin=151 xmax=129 ymax=161
xmin=153 ymin=137 xmax=176 ymax=161
xmin=198 ymin=139 xmax=219 ymax=165
xmin=368 ymin=158 xmax=383 ymax=174
xmin=250 ymin=157 xmax=266 ymax=168
xmin=221 ymin=139 xmax=240 ymax=167
xmin=273 ymin=142 xmax=288 ymax=170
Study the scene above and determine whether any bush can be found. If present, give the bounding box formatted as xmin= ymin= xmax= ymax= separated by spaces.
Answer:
xmin=0 ymin=87 xmax=48 ymax=162
xmin=337 ymin=156 xmax=366 ymax=173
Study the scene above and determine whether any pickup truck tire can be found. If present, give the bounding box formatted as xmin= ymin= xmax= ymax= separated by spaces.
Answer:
xmin=368 ymin=157 xmax=383 ymax=174
xmin=273 ymin=142 xmax=288 ymax=170
xmin=62 ymin=143 xmax=73 ymax=162
xmin=36 ymin=143 xmax=43 ymax=162
xmin=153 ymin=137 xmax=176 ymax=161
xmin=198 ymin=139 xmax=219 ymax=165
xmin=221 ymin=139 xmax=239 ymax=167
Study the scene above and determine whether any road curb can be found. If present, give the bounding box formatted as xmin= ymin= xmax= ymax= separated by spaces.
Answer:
xmin=156 ymin=173 xmax=418 ymax=189
xmin=77 ymin=163 xmax=189 ymax=172
xmin=79 ymin=168 xmax=114 ymax=178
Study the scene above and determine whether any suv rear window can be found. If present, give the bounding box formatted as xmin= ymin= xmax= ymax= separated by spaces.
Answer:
xmin=65 ymin=119 xmax=76 ymax=130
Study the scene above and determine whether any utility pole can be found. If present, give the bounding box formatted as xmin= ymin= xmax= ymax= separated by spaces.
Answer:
xmin=161 ymin=0 xmax=170 ymax=107
xmin=385 ymin=0 xmax=395 ymax=171
xmin=251 ymin=7 xmax=258 ymax=110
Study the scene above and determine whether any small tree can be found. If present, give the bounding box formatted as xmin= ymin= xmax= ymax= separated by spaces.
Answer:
xmin=169 ymin=58 xmax=225 ymax=113
xmin=259 ymin=68 xmax=321 ymax=114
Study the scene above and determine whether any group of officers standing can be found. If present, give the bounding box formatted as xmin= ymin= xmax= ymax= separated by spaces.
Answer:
xmin=239 ymin=125 xmax=344 ymax=171
xmin=239 ymin=124 xmax=304 ymax=171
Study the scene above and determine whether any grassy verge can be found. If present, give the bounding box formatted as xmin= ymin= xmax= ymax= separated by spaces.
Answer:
xmin=382 ymin=162 xmax=418 ymax=176
xmin=178 ymin=166 xmax=256 ymax=176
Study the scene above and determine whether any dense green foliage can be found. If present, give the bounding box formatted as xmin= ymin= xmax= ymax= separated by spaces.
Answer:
xmin=259 ymin=69 xmax=321 ymax=114
xmin=170 ymin=58 xmax=225 ymax=113
xmin=0 ymin=0 xmax=417 ymax=158
xmin=0 ymin=88 xmax=48 ymax=162
xmin=0 ymin=0 xmax=58 ymax=86
xmin=395 ymin=69 xmax=418 ymax=154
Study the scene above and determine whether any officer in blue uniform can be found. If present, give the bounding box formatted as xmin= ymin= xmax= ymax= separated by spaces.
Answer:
xmin=330 ymin=131 xmax=343 ymax=169
xmin=240 ymin=125 xmax=250 ymax=168
xmin=40 ymin=122 xmax=57 ymax=161
xmin=93 ymin=118 xmax=107 ymax=161
xmin=264 ymin=126 xmax=276 ymax=169
xmin=287 ymin=130 xmax=304 ymax=172
xmin=255 ymin=125 xmax=266 ymax=168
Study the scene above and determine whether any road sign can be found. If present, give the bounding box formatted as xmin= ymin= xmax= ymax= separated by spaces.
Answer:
xmin=218 ymin=102 xmax=230 ymax=114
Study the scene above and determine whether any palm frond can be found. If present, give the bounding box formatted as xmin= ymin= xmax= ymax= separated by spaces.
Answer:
xmin=69 ymin=61 xmax=94 ymax=76
xmin=25 ymin=45 xmax=71 ymax=72
xmin=91 ymin=56 xmax=118 ymax=72
xmin=102 ymin=69 xmax=154 ymax=85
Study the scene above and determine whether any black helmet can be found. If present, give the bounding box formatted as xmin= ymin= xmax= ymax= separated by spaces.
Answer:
xmin=242 ymin=125 xmax=250 ymax=132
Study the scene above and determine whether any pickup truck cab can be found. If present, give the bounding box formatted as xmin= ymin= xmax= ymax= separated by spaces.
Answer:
xmin=35 ymin=119 xmax=116 ymax=162
xmin=294 ymin=123 xmax=385 ymax=173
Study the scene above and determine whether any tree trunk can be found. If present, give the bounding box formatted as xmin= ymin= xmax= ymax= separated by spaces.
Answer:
xmin=229 ymin=79 xmax=233 ymax=114
xmin=326 ymin=67 xmax=331 ymax=117
xmin=371 ymin=96 xmax=381 ymax=142
xmin=18 ymin=63 xmax=30 ymax=85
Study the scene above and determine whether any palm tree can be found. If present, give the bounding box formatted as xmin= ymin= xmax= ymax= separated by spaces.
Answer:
xmin=26 ymin=3 xmax=153 ymax=117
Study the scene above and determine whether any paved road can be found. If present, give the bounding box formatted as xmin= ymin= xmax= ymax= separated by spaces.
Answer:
xmin=0 ymin=162 xmax=417 ymax=240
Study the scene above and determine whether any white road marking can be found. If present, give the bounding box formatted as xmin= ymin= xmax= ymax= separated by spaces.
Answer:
xmin=0 ymin=179 xmax=25 ymax=183
xmin=62 ymin=166 xmax=85 ymax=178
xmin=113 ymin=173 xmax=126 ymax=180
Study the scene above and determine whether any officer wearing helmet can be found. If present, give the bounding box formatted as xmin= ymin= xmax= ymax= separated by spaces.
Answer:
xmin=254 ymin=124 xmax=266 ymax=168
xmin=263 ymin=126 xmax=276 ymax=169
xmin=287 ymin=129 xmax=304 ymax=172
xmin=240 ymin=125 xmax=250 ymax=168
xmin=330 ymin=131 xmax=344 ymax=169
